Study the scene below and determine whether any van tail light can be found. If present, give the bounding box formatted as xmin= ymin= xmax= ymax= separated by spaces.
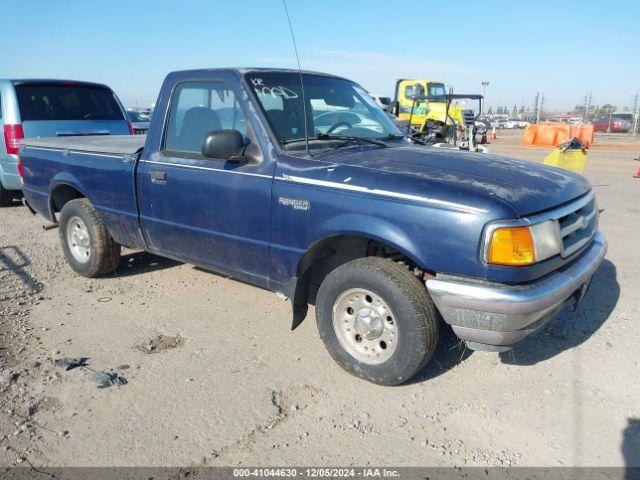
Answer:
xmin=17 ymin=156 xmax=24 ymax=184
xmin=128 ymin=122 xmax=134 ymax=135
xmin=3 ymin=124 xmax=24 ymax=155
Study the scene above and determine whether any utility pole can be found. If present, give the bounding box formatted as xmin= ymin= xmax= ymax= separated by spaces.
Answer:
xmin=534 ymin=91 xmax=540 ymax=124
xmin=481 ymin=81 xmax=489 ymax=116
xmin=583 ymin=91 xmax=592 ymax=122
xmin=534 ymin=92 xmax=544 ymax=124
xmin=633 ymin=91 xmax=639 ymax=135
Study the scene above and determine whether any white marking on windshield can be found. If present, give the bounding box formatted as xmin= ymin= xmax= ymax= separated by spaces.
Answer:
xmin=251 ymin=77 xmax=299 ymax=99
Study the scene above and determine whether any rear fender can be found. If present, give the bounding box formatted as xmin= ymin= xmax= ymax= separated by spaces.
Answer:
xmin=48 ymin=173 xmax=91 ymax=220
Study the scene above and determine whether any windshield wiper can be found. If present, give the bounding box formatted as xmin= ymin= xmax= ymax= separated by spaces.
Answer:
xmin=315 ymin=133 xmax=387 ymax=148
xmin=378 ymin=133 xmax=427 ymax=145
xmin=281 ymin=137 xmax=309 ymax=146
xmin=281 ymin=134 xmax=388 ymax=149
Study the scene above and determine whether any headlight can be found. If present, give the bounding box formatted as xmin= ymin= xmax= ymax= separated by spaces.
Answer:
xmin=530 ymin=221 xmax=563 ymax=261
xmin=486 ymin=220 xmax=561 ymax=266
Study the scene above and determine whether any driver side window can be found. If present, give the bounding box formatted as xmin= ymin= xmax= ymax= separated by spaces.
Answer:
xmin=165 ymin=81 xmax=248 ymax=155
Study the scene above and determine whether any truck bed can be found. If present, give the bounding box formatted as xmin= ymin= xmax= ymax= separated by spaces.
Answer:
xmin=20 ymin=135 xmax=146 ymax=155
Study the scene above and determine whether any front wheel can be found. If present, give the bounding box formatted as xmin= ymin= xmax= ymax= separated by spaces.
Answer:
xmin=315 ymin=257 xmax=440 ymax=385
xmin=58 ymin=199 xmax=121 ymax=277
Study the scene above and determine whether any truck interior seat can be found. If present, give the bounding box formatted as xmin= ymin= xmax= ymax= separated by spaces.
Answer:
xmin=179 ymin=107 xmax=222 ymax=152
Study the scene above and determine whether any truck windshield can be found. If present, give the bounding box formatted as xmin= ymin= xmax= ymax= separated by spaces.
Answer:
xmin=246 ymin=72 xmax=401 ymax=151
xmin=14 ymin=83 xmax=125 ymax=121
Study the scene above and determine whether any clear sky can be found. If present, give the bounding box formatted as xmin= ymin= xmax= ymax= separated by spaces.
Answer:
xmin=2 ymin=0 xmax=638 ymax=112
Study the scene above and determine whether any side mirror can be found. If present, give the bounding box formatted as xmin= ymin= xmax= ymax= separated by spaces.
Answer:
xmin=202 ymin=129 xmax=245 ymax=160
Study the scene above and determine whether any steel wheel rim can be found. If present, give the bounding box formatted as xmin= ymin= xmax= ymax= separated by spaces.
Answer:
xmin=66 ymin=216 xmax=91 ymax=263
xmin=332 ymin=288 xmax=398 ymax=365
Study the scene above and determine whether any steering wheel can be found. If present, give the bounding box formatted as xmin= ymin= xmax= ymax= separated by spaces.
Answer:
xmin=326 ymin=121 xmax=353 ymax=134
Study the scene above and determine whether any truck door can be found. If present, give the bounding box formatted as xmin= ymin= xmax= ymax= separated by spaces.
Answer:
xmin=398 ymin=81 xmax=426 ymax=116
xmin=136 ymin=80 xmax=275 ymax=285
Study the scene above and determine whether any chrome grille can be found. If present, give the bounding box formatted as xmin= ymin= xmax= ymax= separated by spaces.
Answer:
xmin=557 ymin=196 xmax=597 ymax=257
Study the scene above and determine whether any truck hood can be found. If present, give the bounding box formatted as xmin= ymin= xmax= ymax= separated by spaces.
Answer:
xmin=320 ymin=144 xmax=591 ymax=217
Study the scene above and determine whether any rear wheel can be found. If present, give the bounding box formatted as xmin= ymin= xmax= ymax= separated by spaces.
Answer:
xmin=315 ymin=257 xmax=439 ymax=385
xmin=58 ymin=199 xmax=121 ymax=277
xmin=0 ymin=184 xmax=14 ymax=207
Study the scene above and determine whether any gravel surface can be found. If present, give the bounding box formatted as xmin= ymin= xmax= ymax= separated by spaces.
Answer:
xmin=0 ymin=134 xmax=638 ymax=467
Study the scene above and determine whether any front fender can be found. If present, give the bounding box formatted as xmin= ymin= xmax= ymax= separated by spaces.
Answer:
xmin=308 ymin=213 xmax=423 ymax=268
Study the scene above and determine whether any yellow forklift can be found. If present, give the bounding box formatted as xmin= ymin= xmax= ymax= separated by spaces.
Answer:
xmin=388 ymin=79 xmax=486 ymax=151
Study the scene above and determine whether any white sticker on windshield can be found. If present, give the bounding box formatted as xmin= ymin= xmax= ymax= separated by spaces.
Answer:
xmin=251 ymin=77 xmax=299 ymax=100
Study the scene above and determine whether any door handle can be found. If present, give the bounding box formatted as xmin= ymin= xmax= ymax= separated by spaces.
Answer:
xmin=150 ymin=170 xmax=166 ymax=183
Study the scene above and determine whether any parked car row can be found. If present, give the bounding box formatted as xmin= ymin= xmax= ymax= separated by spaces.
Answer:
xmin=591 ymin=114 xmax=633 ymax=133
xmin=488 ymin=118 xmax=530 ymax=129
xmin=10 ymin=67 xmax=607 ymax=385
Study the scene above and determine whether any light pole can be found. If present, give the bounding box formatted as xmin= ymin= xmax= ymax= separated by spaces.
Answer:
xmin=481 ymin=81 xmax=489 ymax=116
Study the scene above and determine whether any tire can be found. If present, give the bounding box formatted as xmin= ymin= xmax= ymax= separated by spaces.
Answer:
xmin=0 ymin=183 xmax=14 ymax=207
xmin=315 ymin=257 xmax=439 ymax=386
xmin=58 ymin=198 xmax=121 ymax=277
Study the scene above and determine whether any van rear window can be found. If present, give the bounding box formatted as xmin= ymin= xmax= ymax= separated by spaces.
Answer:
xmin=15 ymin=83 xmax=125 ymax=121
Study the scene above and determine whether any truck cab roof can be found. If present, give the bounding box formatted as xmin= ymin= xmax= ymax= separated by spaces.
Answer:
xmin=165 ymin=67 xmax=351 ymax=82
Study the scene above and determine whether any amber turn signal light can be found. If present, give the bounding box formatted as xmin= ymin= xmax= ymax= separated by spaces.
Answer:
xmin=487 ymin=226 xmax=536 ymax=266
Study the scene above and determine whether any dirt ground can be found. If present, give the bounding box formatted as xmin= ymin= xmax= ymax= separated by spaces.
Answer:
xmin=1 ymin=130 xmax=639 ymax=468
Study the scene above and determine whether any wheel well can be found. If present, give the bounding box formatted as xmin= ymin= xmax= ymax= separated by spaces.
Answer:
xmin=292 ymin=235 xmax=431 ymax=318
xmin=51 ymin=184 xmax=85 ymax=216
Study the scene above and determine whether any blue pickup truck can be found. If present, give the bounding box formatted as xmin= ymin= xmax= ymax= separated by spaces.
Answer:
xmin=18 ymin=68 xmax=607 ymax=385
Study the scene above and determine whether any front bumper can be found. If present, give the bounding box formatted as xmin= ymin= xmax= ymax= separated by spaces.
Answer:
xmin=425 ymin=232 xmax=607 ymax=351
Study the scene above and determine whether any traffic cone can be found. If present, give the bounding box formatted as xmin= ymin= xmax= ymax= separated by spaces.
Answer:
xmin=491 ymin=127 xmax=497 ymax=140
xmin=634 ymin=165 xmax=640 ymax=178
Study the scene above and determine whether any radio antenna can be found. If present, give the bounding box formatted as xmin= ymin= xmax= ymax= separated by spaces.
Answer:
xmin=282 ymin=0 xmax=311 ymax=156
